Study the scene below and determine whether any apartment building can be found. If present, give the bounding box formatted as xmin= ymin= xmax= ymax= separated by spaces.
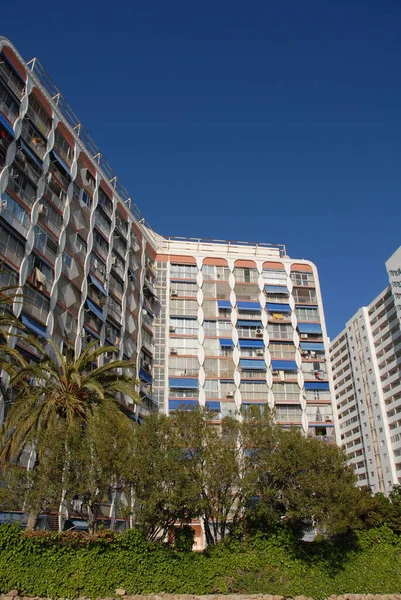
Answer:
xmin=330 ymin=246 xmax=401 ymax=495
xmin=0 ymin=36 xmax=335 ymax=435
xmin=0 ymin=37 xmax=158 ymax=422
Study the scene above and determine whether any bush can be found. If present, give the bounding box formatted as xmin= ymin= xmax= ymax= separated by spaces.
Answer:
xmin=0 ymin=524 xmax=400 ymax=598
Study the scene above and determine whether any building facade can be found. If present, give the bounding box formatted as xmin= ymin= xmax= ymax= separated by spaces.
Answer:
xmin=0 ymin=37 xmax=335 ymax=435
xmin=330 ymin=246 xmax=401 ymax=495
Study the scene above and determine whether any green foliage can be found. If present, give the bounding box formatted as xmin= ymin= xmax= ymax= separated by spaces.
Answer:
xmin=0 ymin=524 xmax=400 ymax=598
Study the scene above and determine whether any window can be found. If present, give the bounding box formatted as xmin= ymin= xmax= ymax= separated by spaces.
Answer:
xmin=170 ymin=318 xmax=198 ymax=335
xmin=0 ymin=223 xmax=25 ymax=259
xmin=170 ymin=299 xmax=198 ymax=316
xmin=268 ymin=323 xmax=292 ymax=339
xmin=1 ymin=192 xmax=29 ymax=230
xmin=291 ymin=272 xmax=315 ymax=287
xmin=170 ymin=281 xmax=197 ymax=296
xmin=263 ymin=269 xmax=287 ymax=285
xmin=54 ymin=129 xmax=73 ymax=164
xmin=94 ymin=208 xmax=111 ymax=237
xmin=295 ymin=307 xmax=319 ymax=321
xmin=0 ymin=81 xmax=19 ymax=121
xmin=204 ymin=379 xmax=219 ymax=398
xmin=201 ymin=264 xmax=215 ymax=280
xmin=62 ymin=252 xmax=72 ymax=269
xmin=269 ymin=342 xmax=296 ymax=358
xmin=293 ymin=288 xmax=317 ymax=304
xmin=82 ymin=190 xmax=92 ymax=208
xmin=34 ymin=225 xmax=58 ymax=257
xmin=170 ymin=264 xmax=197 ymax=279
xmin=27 ymin=95 xmax=52 ymax=132
xmin=272 ymin=382 xmax=299 ymax=400
xmin=276 ymin=404 xmax=303 ymax=422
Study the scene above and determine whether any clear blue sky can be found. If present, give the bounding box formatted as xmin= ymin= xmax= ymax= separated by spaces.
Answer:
xmin=3 ymin=0 xmax=401 ymax=338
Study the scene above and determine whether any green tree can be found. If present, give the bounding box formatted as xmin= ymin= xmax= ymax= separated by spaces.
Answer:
xmin=131 ymin=412 xmax=199 ymax=541
xmin=171 ymin=408 xmax=245 ymax=546
xmin=242 ymin=406 xmax=359 ymax=537
xmin=0 ymin=339 xmax=138 ymax=529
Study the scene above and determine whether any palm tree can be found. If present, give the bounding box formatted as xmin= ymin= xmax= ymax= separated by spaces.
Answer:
xmin=0 ymin=338 xmax=139 ymax=529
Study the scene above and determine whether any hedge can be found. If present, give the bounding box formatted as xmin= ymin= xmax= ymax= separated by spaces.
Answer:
xmin=0 ymin=525 xmax=400 ymax=598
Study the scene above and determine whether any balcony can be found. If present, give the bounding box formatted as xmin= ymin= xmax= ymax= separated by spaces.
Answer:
xmin=49 ymin=164 xmax=69 ymax=191
xmin=0 ymin=242 xmax=24 ymax=268
xmin=142 ymin=337 xmax=154 ymax=355
xmin=1 ymin=207 xmax=29 ymax=239
xmin=94 ymin=211 xmax=111 ymax=238
xmin=238 ymin=328 xmax=264 ymax=339
xmin=0 ymin=61 xmax=25 ymax=100
xmin=107 ymin=302 xmax=122 ymax=324
xmin=7 ymin=178 xmax=36 ymax=207
xmin=23 ymin=298 xmax=49 ymax=325
xmin=45 ymin=185 xmax=66 ymax=212
xmin=15 ymin=152 xmax=41 ymax=186
xmin=53 ymin=141 xmax=73 ymax=168
xmin=0 ymin=98 xmax=18 ymax=125
xmin=20 ymin=124 xmax=47 ymax=160
xmin=26 ymin=104 xmax=51 ymax=137
xmin=34 ymin=240 xmax=57 ymax=265
xmin=142 ymin=311 xmax=154 ymax=329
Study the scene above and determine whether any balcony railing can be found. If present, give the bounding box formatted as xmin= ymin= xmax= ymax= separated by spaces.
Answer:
xmin=23 ymin=300 xmax=49 ymax=325
xmin=26 ymin=105 xmax=50 ymax=137
xmin=7 ymin=179 xmax=36 ymax=207
xmin=1 ymin=208 xmax=29 ymax=238
xmin=0 ymin=99 xmax=18 ymax=125
xmin=142 ymin=338 xmax=154 ymax=355
xmin=45 ymin=186 xmax=66 ymax=211
xmin=53 ymin=142 xmax=73 ymax=167
xmin=34 ymin=241 xmax=57 ymax=265
xmin=20 ymin=127 xmax=46 ymax=159
xmin=237 ymin=329 xmax=264 ymax=339
xmin=0 ymin=244 xmax=24 ymax=267
xmin=0 ymin=64 xmax=25 ymax=99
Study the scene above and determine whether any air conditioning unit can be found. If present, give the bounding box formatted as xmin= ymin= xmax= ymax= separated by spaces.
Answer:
xmin=93 ymin=259 xmax=98 ymax=269
xmin=324 ymin=416 xmax=331 ymax=422
xmin=37 ymin=205 xmax=46 ymax=215
xmin=256 ymin=329 xmax=263 ymax=337
xmin=300 ymin=333 xmax=308 ymax=339
xmin=310 ymin=351 xmax=316 ymax=357
xmin=256 ymin=349 xmax=264 ymax=356
xmin=171 ymin=290 xmax=178 ymax=296
xmin=111 ymin=256 xmax=117 ymax=265
xmin=170 ymin=348 xmax=178 ymax=355
xmin=226 ymin=392 xmax=234 ymax=398
xmin=169 ymin=326 xmax=175 ymax=333
xmin=315 ymin=370 xmax=324 ymax=380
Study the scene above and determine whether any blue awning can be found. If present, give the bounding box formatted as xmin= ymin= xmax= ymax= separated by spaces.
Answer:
xmin=0 ymin=113 xmax=14 ymax=137
xmin=240 ymin=359 xmax=266 ymax=370
xmin=169 ymin=377 xmax=198 ymax=389
xmin=265 ymin=285 xmax=288 ymax=294
xmin=298 ymin=323 xmax=322 ymax=334
xmin=304 ymin=381 xmax=330 ymax=391
xmin=271 ymin=360 xmax=297 ymax=370
xmin=83 ymin=325 xmax=100 ymax=340
xmin=239 ymin=339 xmax=264 ymax=348
xmin=241 ymin=379 xmax=267 ymax=384
xmin=237 ymin=301 xmax=260 ymax=312
xmin=139 ymin=367 xmax=152 ymax=384
xmin=1 ymin=53 xmax=25 ymax=82
xmin=266 ymin=303 xmax=291 ymax=313
xmin=21 ymin=314 xmax=47 ymax=338
xmin=169 ymin=400 xmax=198 ymax=410
xmin=220 ymin=338 xmax=233 ymax=347
xmin=89 ymin=274 xmax=107 ymax=296
xmin=237 ymin=320 xmax=262 ymax=327
xmin=86 ymin=299 xmax=105 ymax=322
xmin=217 ymin=300 xmax=231 ymax=309
xmin=70 ymin=520 xmax=88 ymax=530
xmin=296 ymin=304 xmax=318 ymax=309
xmin=19 ymin=139 xmax=43 ymax=168
xmin=300 ymin=342 xmax=325 ymax=351
xmin=206 ymin=401 xmax=221 ymax=411
xmin=51 ymin=150 xmax=71 ymax=176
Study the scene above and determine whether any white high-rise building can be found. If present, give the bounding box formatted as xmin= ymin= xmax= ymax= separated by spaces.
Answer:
xmin=330 ymin=246 xmax=401 ymax=495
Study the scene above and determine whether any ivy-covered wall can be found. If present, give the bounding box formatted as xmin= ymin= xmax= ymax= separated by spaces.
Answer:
xmin=0 ymin=525 xmax=400 ymax=599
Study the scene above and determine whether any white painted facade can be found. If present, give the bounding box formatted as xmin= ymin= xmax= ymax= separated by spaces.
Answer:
xmin=330 ymin=246 xmax=401 ymax=494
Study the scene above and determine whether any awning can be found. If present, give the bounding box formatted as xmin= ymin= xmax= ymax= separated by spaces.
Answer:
xmin=169 ymin=377 xmax=198 ymax=389
xmin=206 ymin=401 xmax=221 ymax=411
xmin=19 ymin=139 xmax=43 ymax=168
xmin=271 ymin=360 xmax=297 ymax=370
xmin=264 ymin=285 xmax=288 ymax=294
xmin=266 ymin=303 xmax=291 ymax=312
xmin=220 ymin=338 xmax=233 ymax=347
xmin=70 ymin=520 xmax=88 ymax=531
xmin=298 ymin=323 xmax=322 ymax=334
xmin=300 ymin=342 xmax=325 ymax=351
xmin=239 ymin=339 xmax=264 ymax=348
xmin=295 ymin=304 xmax=318 ymax=309
xmin=169 ymin=400 xmax=198 ymax=410
xmin=86 ymin=299 xmax=105 ymax=322
xmin=240 ymin=359 xmax=266 ymax=370
xmin=0 ymin=113 xmax=14 ymax=137
xmin=241 ymin=379 xmax=267 ymax=384
xmin=237 ymin=301 xmax=260 ymax=312
xmin=89 ymin=274 xmax=107 ymax=296
xmin=83 ymin=325 xmax=100 ymax=340
xmin=51 ymin=150 xmax=71 ymax=176
xmin=304 ymin=381 xmax=330 ymax=391
xmin=139 ymin=367 xmax=152 ymax=384
xmin=237 ymin=320 xmax=262 ymax=327
xmin=217 ymin=300 xmax=231 ymax=309
xmin=1 ymin=53 xmax=25 ymax=82
xmin=21 ymin=314 xmax=47 ymax=338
